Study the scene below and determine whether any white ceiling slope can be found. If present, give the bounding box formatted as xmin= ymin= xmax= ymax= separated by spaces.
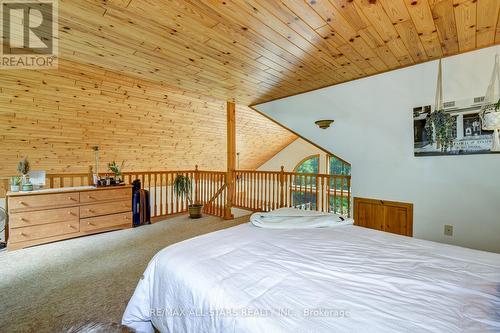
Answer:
xmin=255 ymin=45 xmax=500 ymax=253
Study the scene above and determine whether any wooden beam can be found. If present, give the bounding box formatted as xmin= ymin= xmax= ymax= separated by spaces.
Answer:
xmin=224 ymin=101 xmax=236 ymax=220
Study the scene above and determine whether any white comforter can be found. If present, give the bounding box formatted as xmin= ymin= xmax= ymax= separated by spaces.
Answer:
xmin=123 ymin=224 xmax=500 ymax=333
xmin=250 ymin=207 xmax=354 ymax=229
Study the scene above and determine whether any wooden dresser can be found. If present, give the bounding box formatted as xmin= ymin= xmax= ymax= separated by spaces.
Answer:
xmin=353 ymin=197 xmax=413 ymax=237
xmin=6 ymin=185 xmax=133 ymax=250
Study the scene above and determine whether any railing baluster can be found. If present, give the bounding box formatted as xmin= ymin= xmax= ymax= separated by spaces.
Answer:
xmin=264 ymin=173 xmax=267 ymax=211
xmin=221 ymin=172 xmax=224 ymax=217
xmin=170 ymin=172 xmax=174 ymax=215
xmin=340 ymin=176 xmax=345 ymax=216
xmin=159 ymin=173 xmax=163 ymax=216
xmin=347 ymin=176 xmax=351 ymax=217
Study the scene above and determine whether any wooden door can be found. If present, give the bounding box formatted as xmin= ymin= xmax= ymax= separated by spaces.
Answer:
xmin=355 ymin=201 xmax=385 ymax=231
xmin=354 ymin=197 xmax=413 ymax=237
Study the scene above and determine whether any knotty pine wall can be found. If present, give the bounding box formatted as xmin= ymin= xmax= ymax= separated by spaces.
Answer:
xmin=0 ymin=60 xmax=296 ymax=178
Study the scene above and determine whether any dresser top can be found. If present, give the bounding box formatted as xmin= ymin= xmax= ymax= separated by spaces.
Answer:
xmin=7 ymin=185 xmax=132 ymax=197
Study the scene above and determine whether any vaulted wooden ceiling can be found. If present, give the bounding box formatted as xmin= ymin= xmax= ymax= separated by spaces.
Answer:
xmin=53 ymin=0 xmax=500 ymax=105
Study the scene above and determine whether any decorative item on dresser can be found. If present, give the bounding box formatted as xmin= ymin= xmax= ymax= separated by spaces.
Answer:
xmin=353 ymin=197 xmax=413 ymax=237
xmin=6 ymin=185 xmax=133 ymax=250
xmin=10 ymin=176 xmax=21 ymax=193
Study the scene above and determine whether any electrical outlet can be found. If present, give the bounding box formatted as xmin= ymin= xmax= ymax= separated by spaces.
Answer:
xmin=444 ymin=225 xmax=453 ymax=236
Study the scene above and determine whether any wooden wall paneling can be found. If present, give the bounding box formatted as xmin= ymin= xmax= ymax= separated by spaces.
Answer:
xmin=0 ymin=61 xmax=297 ymax=177
xmin=354 ymin=197 xmax=413 ymax=237
xmin=384 ymin=205 xmax=412 ymax=236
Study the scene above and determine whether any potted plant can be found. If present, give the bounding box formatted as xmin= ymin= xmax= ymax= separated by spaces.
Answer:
xmin=173 ymin=174 xmax=203 ymax=219
xmin=108 ymin=161 xmax=124 ymax=184
xmin=425 ymin=109 xmax=454 ymax=152
xmin=17 ymin=157 xmax=33 ymax=191
xmin=481 ymin=98 xmax=500 ymax=128
xmin=480 ymin=97 xmax=500 ymax=151
xmin=10 ymin=176 xmax=21 ymax=192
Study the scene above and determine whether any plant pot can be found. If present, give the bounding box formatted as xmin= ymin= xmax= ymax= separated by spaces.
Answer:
xmin=188 ymin=204 xmax=203 ymax=219
xmin=10 ymin=185 xmax=20 ymax=192
xmin=483 ymin=112 xmax=500 ymax=130
xmin=22 ymin=183 xmax=33 ymax=192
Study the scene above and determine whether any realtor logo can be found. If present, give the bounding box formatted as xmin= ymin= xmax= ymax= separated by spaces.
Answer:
xmin=1 ymin=0 xmax=58 ymax=69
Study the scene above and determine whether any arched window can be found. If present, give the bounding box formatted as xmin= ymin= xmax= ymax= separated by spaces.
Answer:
xmin=292 ymin=155 xmax=319 ymax=210
xmin=293 ymin=155 xmax=319 ymax=173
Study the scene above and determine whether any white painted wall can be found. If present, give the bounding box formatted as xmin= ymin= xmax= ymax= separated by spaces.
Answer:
xmin=256 ymin=46 xmax=500 ymax=253
xmin=258 ymin=138 xmax=329 ymax=173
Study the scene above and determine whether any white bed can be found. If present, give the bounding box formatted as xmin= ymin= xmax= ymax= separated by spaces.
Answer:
xmin=123 ymin=223 xmax=500 ymax=333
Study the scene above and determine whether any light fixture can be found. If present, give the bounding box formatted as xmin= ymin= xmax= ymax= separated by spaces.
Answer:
xmin=315 ymin=120 xmax=334 ymax=129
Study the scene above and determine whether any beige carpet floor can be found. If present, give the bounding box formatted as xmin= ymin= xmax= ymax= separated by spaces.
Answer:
xmin=0 ymin=214 xmax=250 ymax=333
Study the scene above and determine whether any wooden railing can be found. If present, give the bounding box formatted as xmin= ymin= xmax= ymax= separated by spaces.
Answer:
xmin=123 ymin=170 xmax=197 ymax=219
xmin=0 ymin=166 xmax=351 ymax=219
xmin=234 ymin=169 xmax=351 ymax=217
xmin=0 ymin=168 xmax=228 ymax=220
xmin=196 ymin=170 xmax=227 ymax=217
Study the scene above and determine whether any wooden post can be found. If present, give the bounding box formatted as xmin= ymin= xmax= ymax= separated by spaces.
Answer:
xmin=279 ymin=166 xmax=285 ymax=208
xmin=315 ymin=174 xmax=319 ymax=211
xmin=224 ymin=101 xmax=236 ymax=220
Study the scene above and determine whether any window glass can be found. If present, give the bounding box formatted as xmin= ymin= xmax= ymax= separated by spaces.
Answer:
xmin=294 ymin=156 xmax=319 ymax=174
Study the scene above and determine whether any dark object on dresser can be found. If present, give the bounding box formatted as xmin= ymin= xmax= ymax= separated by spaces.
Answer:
xmin=132 ymin=180 xmax=151 ymax=227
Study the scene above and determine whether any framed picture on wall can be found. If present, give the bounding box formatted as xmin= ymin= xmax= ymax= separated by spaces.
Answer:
xmin=413 ymin=97 xmax=496 ymax=156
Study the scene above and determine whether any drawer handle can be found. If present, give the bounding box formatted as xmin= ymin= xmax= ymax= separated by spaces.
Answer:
xmin=124 ymin=216 xmax=129 ymax=220
xmin=87 ymin=222 xmax=95 ymax=226
xmin=68 ymin=224 xmax=77 ymax=229
xmin=87 ymin=195 xmax=94 ymax=199
xmin=19 ymin=201 xmax=27 ymax=206
xmin=20 ymin=232 xmax=27 ymax=237
xmin=21 ymin=218 xmax=28 ymax=222
xmin=87 ymin=209 xmax=94 ymax=213
xmin=68 ymin=211 xmax=76 ymax=216
xmin=68 ymin=197 xmax=77 ymax=201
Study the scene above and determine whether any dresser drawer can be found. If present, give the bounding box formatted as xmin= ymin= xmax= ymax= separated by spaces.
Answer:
xmin=9 ymin=207 xmax=79 ymax=228
xmin=80 ymin=200 xmax=131 ymax=218
xmin=80 ymin=188 xmax=130 ymax=203
xmin=81 ymin=212 xmax=132 ymax=233
xmin=9 ymin=221 xmax=79 ymax=244
xmin=8 ymin=192 xmax=80 ymax=212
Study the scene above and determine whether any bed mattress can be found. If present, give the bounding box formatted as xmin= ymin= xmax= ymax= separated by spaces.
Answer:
xmin=123 ymin=224 xmax=500 ymax=332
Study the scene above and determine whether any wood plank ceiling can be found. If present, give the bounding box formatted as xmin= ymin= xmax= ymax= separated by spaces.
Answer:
xmin=53 ymin=0 xmax=500 ymax=106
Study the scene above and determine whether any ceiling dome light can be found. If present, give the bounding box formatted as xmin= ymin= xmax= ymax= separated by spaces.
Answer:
xmin=315 ymin=120 xmax=334 ymax=129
